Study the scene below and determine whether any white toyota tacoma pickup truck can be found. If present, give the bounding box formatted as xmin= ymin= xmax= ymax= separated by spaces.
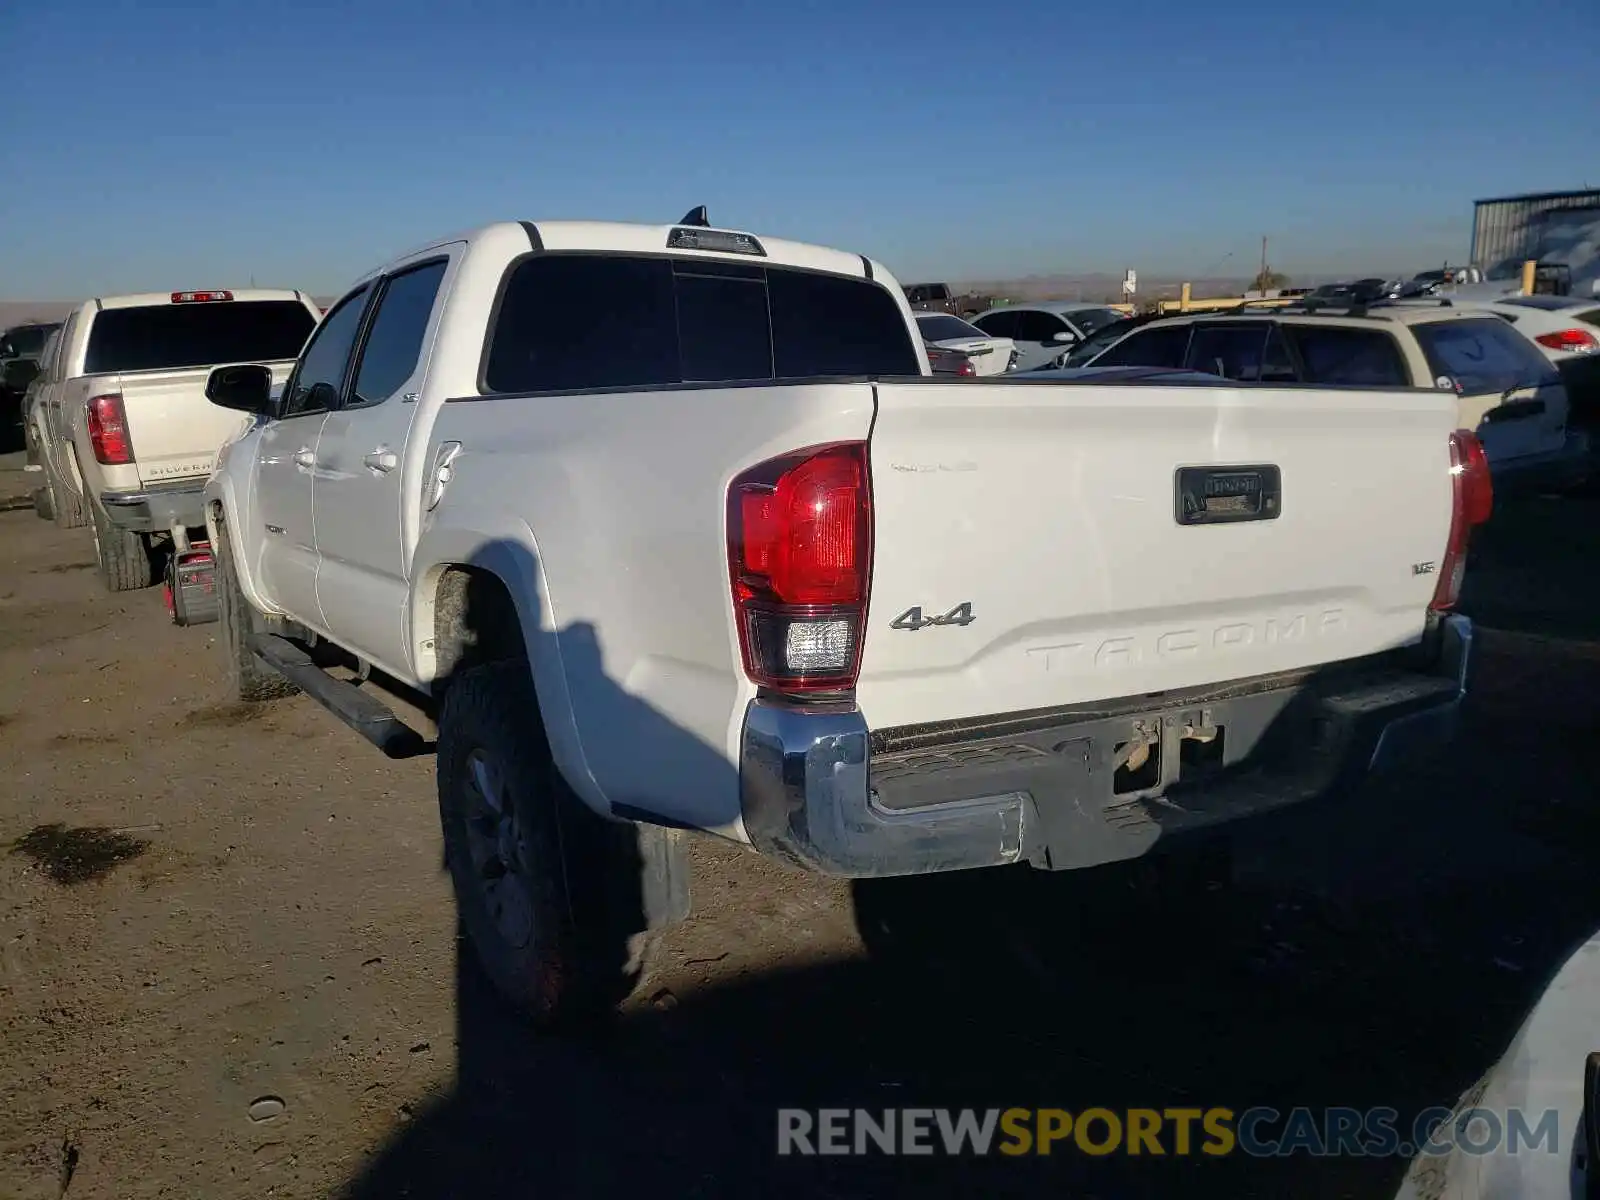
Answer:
xmin=200 ymin=210 xmax=1488 ymax=1027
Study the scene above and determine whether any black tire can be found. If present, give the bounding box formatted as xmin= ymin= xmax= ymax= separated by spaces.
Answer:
xmin=46 ymin=460 xmax=87 ymax=530
xmin=213 ymin=518 xmax=298 ymax=703
xmin=90 ymin=504 xmax=153 ymax=592
xmin=31 ymin=486 xmax=53 ymax=522
xmin=438 ymin=659 xmax=659 ymax=1029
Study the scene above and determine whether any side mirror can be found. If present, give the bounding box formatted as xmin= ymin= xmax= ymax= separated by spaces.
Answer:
xmin=1051 ymin=330 xmax=1078 ymax=344
xmin=206 ymin=364 xmax=275 ymax=415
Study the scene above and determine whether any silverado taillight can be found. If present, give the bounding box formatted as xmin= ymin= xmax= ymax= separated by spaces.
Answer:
xmin=87 ymin=394 xmax=134 ymax=465
xmin=1430 ymin=430 xmax=1492 ymax=613
xmin=727 ymin=442 xmax=872 ymax=695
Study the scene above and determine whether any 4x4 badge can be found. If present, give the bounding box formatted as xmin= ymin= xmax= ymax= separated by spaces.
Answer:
xmin=890 ymin=603 xmax=975 ymax=631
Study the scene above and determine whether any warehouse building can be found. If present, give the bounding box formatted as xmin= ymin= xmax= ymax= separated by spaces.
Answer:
xmin=1471 ymin=188 xmax=1600 ymax=293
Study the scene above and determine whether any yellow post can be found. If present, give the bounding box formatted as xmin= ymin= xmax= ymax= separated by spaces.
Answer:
xmin=1521 ymin=259 xmax=1537 ymax=294
xmin=1180 ymin=282 xmax=1192 ymax=313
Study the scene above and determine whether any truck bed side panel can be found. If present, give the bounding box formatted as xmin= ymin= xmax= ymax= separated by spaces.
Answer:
xmin=421 ymin=382 xmax=877 ymax=835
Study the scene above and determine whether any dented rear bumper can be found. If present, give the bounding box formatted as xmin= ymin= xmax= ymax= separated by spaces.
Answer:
xmin=738 ymin=615 xmax=1472 ymax=878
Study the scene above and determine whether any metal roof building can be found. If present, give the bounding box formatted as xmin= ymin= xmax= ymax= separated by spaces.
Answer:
xmin=1471 ymin=189 xmax=1600 ymax=278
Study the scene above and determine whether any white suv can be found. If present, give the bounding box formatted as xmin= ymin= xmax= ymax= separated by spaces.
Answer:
xmin=1074 ymin=301 xmax=1588 ymax=493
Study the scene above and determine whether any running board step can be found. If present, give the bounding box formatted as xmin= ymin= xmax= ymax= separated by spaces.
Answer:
xmin=251 ymin=633 xmax=430 ymax=759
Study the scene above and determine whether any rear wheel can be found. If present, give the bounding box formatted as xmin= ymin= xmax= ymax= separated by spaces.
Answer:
xmin=437 ymin=659 xmax=660 ymax=1029
xmin=213 ymin=517 xmax=298 ymax=702
xmin=90 ymin=504 xmax=153 ymax=592
xmin=46 ymin=460 xmax=87 ymax=530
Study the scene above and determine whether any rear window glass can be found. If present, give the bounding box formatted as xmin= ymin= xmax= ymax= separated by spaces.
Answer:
xmin=915 ymin=314 xmax=982 ymax=341
xmin=1413 ymin=318 xmax=1557 ymax=395
xmin=484 ymin=255 xmax=921 ymax=393
xmin=85 ymin=301 xmax=316 ymax=374
xmin=1289 ymin=327 xmax=1410 ymax=386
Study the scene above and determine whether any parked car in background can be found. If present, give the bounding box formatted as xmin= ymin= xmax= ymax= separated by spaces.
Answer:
xmin=28 ymin=288 xmax=320 ymax=594
xmin=1049 ymin=311 xmax=1169 ymax=369
xmin=913 ymin=312 xmax=1017 ymax=375
xmin=201 ymin=212 xmax=1483 ymax=1030
xmin=1071 ymin=303 xmax=1587 ymax=494
xmin=0 ymin=320 xmax=62 ymax=451
xmin=925 ymin=345 xmax=978 ymax=376
xmin=967 ymin=301 xmax=1126 ymax=371
xmin=1457 ymin=294 xmax=1600 ymax=439
xmin=20 ymin=328 xmax=61 ymax=469
xmin=902 ymin=281 xmax=996 ymax=318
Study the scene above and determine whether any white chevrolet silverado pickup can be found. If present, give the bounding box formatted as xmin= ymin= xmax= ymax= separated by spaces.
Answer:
xmin=200 ymin=211 xmax=1489 ymax=1027
xmin=31 ymin=288 xmax=320 ymax=597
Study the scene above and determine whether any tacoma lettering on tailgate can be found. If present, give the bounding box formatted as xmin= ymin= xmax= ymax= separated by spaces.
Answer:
xmin=1026 ymin=609 xmax=1347 ymax=672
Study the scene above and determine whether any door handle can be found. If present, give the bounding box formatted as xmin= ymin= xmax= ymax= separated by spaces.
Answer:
xmin=364 ymin=447 xmax=398 ymax=474
xmin=293 ymin=448 xmax=316 ymax=470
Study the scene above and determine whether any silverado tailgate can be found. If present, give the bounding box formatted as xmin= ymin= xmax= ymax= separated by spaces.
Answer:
xmin=115 ymin=362 xmax=295 ymax=485
xmin=857 ymin=378 xmax=1460 ymax=730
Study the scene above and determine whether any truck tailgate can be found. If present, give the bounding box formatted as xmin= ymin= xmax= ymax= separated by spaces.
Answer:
xmin=857 ymin=378 xmax=1460 ymax=730
xmin=115 ymin=362 xmax=295 ymax=485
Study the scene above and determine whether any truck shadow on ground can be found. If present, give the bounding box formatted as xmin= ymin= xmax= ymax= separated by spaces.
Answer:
xmin=339 ymin=504 xmax=1600 ymax=1199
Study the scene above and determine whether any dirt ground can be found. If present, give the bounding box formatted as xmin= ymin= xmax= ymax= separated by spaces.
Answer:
xmin=3 ymin=453 xmax=1599 ymax=1199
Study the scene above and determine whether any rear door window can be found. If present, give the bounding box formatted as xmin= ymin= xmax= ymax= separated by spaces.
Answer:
xmin=1092 ymin=323 xmax=1192 ymax=368
xmin=971 ymin=310 xmax=1022 ymax=339
xmin=1185 ymin=324 xmax=1270 ymax=381
xmin=84 ymin=300 xmax=318 ymax=374
xmin=1288 ymin=327 xmax=1410 ymax=386
xmin=1413 ymin=318 xmax=1557 ymax=395
xmin=483 ymin=254 xmax=920 ymax=393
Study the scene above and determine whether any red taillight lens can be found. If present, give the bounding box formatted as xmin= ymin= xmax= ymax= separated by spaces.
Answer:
xmin=1430 ymin=430 xmax=1492 ymax=613
xmin=728 ymin=442 xmax=872 ymax=693
xmin=1534 ymin=329 xmax=1598 ymax=353
xmin=957 ymin=358 xmax=977 ymax=377
xmin=87 ymin=393 xmax=134 ymax=465
xmin=171 ymin=290 xmax=233 ymax=303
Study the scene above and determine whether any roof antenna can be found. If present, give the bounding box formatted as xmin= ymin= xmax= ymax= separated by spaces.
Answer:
xmin=679 ymin=206 xmax=709 ymax=227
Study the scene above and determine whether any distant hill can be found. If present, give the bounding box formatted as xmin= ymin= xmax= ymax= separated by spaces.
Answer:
xmin=0 ymin=300 xmax=77 ymax=328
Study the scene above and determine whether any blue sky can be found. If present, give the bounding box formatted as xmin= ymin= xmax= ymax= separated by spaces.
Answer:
xmin=3 ymin=0 xmax=1596 ymax=298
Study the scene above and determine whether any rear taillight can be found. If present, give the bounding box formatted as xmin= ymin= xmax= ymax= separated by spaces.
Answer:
xmin=1430 ymin=430 xmax=1492 ymax=613
xmin=87 ymin=393 xmax=134 ymax=465
xmin=171 ymin=290 xmax=233 ymax=303
xmin=727 ymin=442 xmax=872 ymax=694
xmin=956 ymin=358 xmax=977 ymax=377
xmin=1534 ymin=329 xmax=1598 ymax=353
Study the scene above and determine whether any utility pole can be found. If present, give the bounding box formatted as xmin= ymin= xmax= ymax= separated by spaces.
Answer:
xmin=1259 ymin=236 xmax=1268 ymax=291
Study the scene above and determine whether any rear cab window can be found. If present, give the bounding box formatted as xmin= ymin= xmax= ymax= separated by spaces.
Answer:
xmin=84 ymin=299 xmax=318 ymax=374
xmin=483 ymin=255 xmax=921 ymax=393
xmin=1413 ymin=318 xmax=1558 ymax=395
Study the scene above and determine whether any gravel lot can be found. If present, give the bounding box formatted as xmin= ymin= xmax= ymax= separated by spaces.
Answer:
xmin=3 ymin=449 xmax=1598 ymax=1199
